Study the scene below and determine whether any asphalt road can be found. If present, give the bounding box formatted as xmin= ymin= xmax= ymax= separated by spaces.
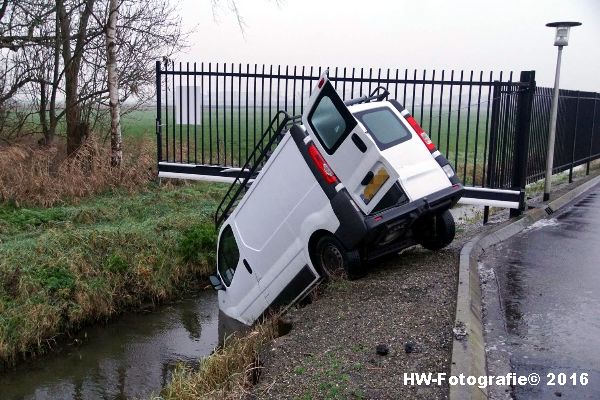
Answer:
xmin=481 ymin=183 xmax=600 ymax=399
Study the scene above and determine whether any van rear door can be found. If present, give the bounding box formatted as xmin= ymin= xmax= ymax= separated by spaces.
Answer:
xmin=302 ymin=73 xmax=399 ymax=215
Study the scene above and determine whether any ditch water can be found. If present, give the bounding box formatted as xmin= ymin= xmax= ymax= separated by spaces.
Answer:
xmin=0 ymin=291 xmax=219 ymax=400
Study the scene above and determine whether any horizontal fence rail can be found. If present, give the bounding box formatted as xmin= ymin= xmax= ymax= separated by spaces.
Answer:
xmin=156 ymin=61 xmax=518 ymax=187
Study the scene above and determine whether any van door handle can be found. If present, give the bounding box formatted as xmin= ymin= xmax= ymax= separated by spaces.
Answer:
xmin=351 ymin=134 xmax=367 ymax=153
xmin=243 ymin=259 xmax=253 ymax=274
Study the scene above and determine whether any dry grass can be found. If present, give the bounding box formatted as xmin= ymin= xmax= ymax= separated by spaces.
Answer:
xmin=0 ymin=137 xmax=155 ymax=207
xmin=157 ymin=318 xmax=278 ymax=400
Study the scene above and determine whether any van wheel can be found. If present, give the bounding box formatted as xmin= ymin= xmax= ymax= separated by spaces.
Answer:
xmin=314 ymin=236 xmax=364 ymax=280
xmin=414 ymin=210 xmax=455 ymax=251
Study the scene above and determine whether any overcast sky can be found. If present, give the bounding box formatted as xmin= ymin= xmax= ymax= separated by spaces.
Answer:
xmin=177 ymin=0 xmax=599 ymax=92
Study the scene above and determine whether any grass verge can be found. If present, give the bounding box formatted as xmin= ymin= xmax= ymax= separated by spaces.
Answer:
xmin=156 ymin=318 xmax=278 ymax=400
xmin=0 ymin=181 xmax=227 ymax=367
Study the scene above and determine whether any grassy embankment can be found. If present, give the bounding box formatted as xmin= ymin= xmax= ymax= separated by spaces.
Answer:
xmin=0 ymin=181 xmax=228 ymax=366
xmin=0 ymin=112 xmax=231 ymax=367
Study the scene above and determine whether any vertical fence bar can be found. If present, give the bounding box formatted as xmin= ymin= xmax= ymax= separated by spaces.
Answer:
xmin=437 ymin=70 xmax=444 ymax=147
xmin=230 ymin=62 xmax=234 ymax=166
xmin=420 ymin=69 xmax=426 ymax=123
xmin=214 ymin=62 xmax=220 ymax=165
xmin=276 ymin=65 xmax=281 ymax=115
xmin=428 ymin=69 xmax=435 ymax=135
xmin=186 ymin=62 xmax=190 ymax=163
xmin=238 ymin=63 xmax=242 ymax=166
xmin=342 ymin=67 xmax=347 ymax=100
xmin=385 ymin=68 xmax=390 ymax=95
xmin=403 ymin=69 xmax=408 ymax=105
xmin=569 ymin=91 xmax=581 ymax=183
xmin=164 ymin=62 xmax=169 ymax=162
xmin=156 ymin=61 xmax=162 ymax=164
xmin=446 ymin=70 xmax=455 ymax=154
xmin=245 ymin=64 xmax=249 ymax=164
xmin=293 ymin=65 xmax=297 ymax=115
xmin=394 ymin=69 xmax=399 ymax=101
xmin=179 ymin=62 xmax=183 ymax=163
xmin=482 ymin=71 xmax=494 ymax=187
xmin=455 ymin=70 xmax=464 ymax=171
xmin=350 ymin=68 xmax=355 ymax=98
xmin=208 ymin=63 xmax=212 ymax=164
xmin=201 ymin=62 xmax=205 ymax=164
xmin=193 ymin=63 xmax=197 ymax=164
xmin=472 ymin=71 xmax=483 ymax=185
xmin=253 ymin=64 xmax=257 ymax=164
xmin=283 ymin=65 xmax=288 ymax=116
xmin=463 ymin=71 xmax=474 ymax=183
xmin=222 ymin=63 xmax=227 ymax=165
xmin=411 ymin=69 xmax=417 ymax=115
xmin=261 ymin=64 xmax=266 ymax=141
xmin=171 ymin=61 xmax=176 ymax=162
xmin=300 ymin=66 xmax=306 ymax=114
xmin=510 ymin=71 xmax=536 ymax=216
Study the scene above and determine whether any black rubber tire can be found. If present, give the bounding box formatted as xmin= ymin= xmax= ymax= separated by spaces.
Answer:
xmin=414 ymin=210 xmax=456 ymax=251
xmin=313 ymin=235 xmax=364 ymax=280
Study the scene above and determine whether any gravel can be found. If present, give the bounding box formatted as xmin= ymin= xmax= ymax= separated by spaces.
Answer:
xmin=249 ymin=209 xmax=488 ymax=400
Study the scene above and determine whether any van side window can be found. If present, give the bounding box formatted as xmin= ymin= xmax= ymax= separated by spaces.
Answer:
xmin=354 ymin=107 xmax=412 ymax=150
xmin=217 ymin=225 xmax=239 ymax=286
xmin=307 ymin=82 xmax=357 ymax=154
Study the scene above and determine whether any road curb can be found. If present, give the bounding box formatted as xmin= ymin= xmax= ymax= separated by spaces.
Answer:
xmin=449 ymin=173 xmax=600 ymax=400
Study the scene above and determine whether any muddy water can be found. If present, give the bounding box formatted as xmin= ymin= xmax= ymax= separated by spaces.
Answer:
xmin=0 ymin=291 xmax=219 ymax=400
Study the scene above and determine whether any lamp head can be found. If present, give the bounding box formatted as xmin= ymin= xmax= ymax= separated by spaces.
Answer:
xmin=546 ymin=21 xmax=582 ymax=46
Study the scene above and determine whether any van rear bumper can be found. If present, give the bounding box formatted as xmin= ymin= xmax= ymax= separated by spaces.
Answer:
xmin=363 ymin=184 xmax=464 ymax=240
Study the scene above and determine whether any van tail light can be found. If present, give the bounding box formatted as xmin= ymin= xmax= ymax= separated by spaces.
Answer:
xmin=307 ymin=144 xmax=337 ymax=184
xmin=405 ymin=115 xmax=436 ymax=152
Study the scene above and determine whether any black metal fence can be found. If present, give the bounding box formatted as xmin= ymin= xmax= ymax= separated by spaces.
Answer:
xmin=527 ymin=88 xmax=600 ymax=184
xmin=155 ymin=61 xmax=600 ymax=191
xmin=156 ymin=61 xmax=520 ymax=187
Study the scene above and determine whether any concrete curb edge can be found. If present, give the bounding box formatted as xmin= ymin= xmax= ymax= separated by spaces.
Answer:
xmin=449 ymin=173 xmax=600 ymax=400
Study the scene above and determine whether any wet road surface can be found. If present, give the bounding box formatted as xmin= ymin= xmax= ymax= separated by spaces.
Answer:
xmin=481 ymin=183 xmax=600 ymax=399
xmin=0 ymin=291 xmax=218 ymax=400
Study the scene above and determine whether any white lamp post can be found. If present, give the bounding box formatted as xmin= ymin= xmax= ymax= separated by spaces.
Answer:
xmin=543 ymin=21 xmax=581 ymax=201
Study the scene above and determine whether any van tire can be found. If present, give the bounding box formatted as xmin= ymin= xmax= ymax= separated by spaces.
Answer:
xmin=314 ymin=236 xmax=364 ymax=280
xmin=414 ymin=210 xmax=455 ymax=251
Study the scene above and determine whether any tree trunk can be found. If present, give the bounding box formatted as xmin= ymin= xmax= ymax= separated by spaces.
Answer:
xmin=106 ymin=0 xmax=122 ymax=167
xmin=47 ymin=14 xmax=61 ymax=144
xmin=56 ymin=0 xmax=95 ymax=155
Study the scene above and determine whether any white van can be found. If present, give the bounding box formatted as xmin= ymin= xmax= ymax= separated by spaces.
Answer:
xmin=209 ymin=72 xmax=463 ymax=328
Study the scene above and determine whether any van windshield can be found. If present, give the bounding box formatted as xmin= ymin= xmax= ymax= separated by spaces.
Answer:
xmin=354 ymin=107 xmax=412 ymax=150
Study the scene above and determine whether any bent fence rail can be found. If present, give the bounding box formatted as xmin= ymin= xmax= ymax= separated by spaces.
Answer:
xmin=155 ymin=61 xmax=600 ymax=195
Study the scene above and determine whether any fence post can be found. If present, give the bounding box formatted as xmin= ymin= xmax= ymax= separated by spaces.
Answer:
xmin=483 ymin=82 xmax=502 ymax=224
xmin=510 ymin=71 xmax=536 ymax=217
xmin=156 ymin=60 xmax=163 ymax=164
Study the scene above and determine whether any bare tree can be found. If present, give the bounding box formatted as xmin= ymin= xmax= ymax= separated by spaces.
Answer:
xmin=1 ymin=0 xmax=185 ymax=156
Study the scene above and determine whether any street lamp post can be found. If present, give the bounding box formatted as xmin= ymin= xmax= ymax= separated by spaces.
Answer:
xmin=543 ymin=21 xmax=581 ymax=202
